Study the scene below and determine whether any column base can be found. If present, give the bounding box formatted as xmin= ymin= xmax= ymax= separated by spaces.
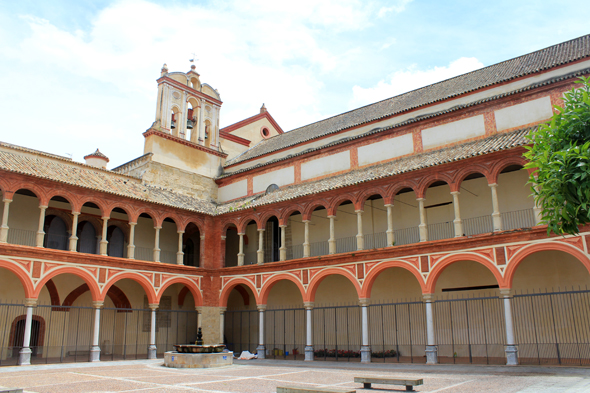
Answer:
xmin=89 ymin=346 xmax=101 ymax=362
xmin=148 ymin=345 xmax=157 ymax=359
xmin=18 ymin=348 xmax=32 ymax=365
xmin=425 ymin=345 xmax=438 ymax=364
xmin=505 ymin=345 xmax=518 ymax=366
xmin=256 ymin=345 xmax=266 ymax=359
xmin=360 ymin=346 xmax=371 ymax=363
xmin=304 ymin=346 xmax=314 ymax=361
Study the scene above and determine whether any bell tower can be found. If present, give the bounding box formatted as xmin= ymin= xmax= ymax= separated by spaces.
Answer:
xmin=142 ymin=63 xmax=227 ymax=181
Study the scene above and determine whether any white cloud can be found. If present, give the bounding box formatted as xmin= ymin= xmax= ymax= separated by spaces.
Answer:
xmin=2 ymin=0 xmax=400 ymax=166
xmin=378 ymin=0 xmax=413 ymax=17
xmin=349 ymin=57 xmax=484 ymax=108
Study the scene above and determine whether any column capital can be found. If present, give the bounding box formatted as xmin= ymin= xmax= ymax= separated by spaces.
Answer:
xmin=129 ymin=221 xmax=137 ymax=226
xmin=279 ymin=224 xmax=287 ymax=228
xmin=257 ymin=304 xmax=267 ymax=311
xmin=488 ymin=183 xmax=498 ymax=187
xmin=257 ymin=228 xmax=265 ymax=232
xmin=154 ymin=226 xmax=162 ymax=230
xmin=355 ymin=210 xmax=364 ymax=214
xmin=195 ymin=306 xmax=202 ymax=313
xmin=177 ymin=230 xmax=185 ymax=234
xmin=221 ymin=235 xmax=227 ymax=240
xmin=148 ymin=303 xmax=159 ymax=311
xmin=92 ymin=301 xmax=104 ymax=309
xmin=71 ymin=211 xmax=80 ymax=216
xmin=303 ymin=301 xmax=314 ymax=310
xmin=327 ymin=215 xmax=336 ymax=219
xmin=384 ymin=203 xmax=393 ymax=207
xmin=200 ymin=235 xmax=205 ymax=240
xmin=2 ymin=198 xmax=12 ymax=203
xmin=422 ymin=293 xmax=434 ymax=302
xmin=238 ymin=232 xmax=245 ymax=236
xmin=499 ymin=288 xmax=513 ymax=298
xmin=39 ymin=205 xmax=48 ymax=210
xmin=219 ymin=307 xmax=227 ymax=314
xmin=302 ymin=219 xmax=310 ymax=223
xmin=101 ymin=216 xmax=109 ymax=221
xmin=450 ymin=191 xmax=460 ymax=196
xmin=416 ymin=197 xmax=425 ymax=201
xmin=358 ymin=298 xmax=370 ymax=307
xmin=24 ymin=298 xmax=38 ymax=307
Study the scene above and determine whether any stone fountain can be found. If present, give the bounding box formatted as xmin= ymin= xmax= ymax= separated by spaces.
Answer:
xmin=164 ymin=328 xmax=233 ymax=368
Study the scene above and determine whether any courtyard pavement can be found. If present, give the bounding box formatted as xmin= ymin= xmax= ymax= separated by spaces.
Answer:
xmin=0 ymin=358 xmax=589 ymax=392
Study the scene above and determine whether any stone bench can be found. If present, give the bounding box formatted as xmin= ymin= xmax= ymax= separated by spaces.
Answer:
xmin=277 ymin=386 xmax=356 ymax=393
xmin=354 ymin=376 xmax=423 ymax=391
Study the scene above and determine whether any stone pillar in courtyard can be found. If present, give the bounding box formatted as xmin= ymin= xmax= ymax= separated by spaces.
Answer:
xmin=501 ymin=289 xmax=519 ymax=365
xmin=90 ymin=301 xmax=103 ymax=362
xmin=198 ymin=306 xmax=223 ymax=345
xmin=304 ymin=302 xmax=314 ymax=361
xmin=423 ymin=294 xmax=438 ymax=364
xmin=18 ymin=298 xmax=38 ymax=365
xmin=148 ymin=303 xmax=158 ymax=359
xmin=256 ymin=305 xmax=266 ymax=358
xmin=359 ymin=298 xmax=371 ymax=363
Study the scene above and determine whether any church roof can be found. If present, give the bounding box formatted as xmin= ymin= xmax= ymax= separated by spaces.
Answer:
xmin=216 ymin=126 xmax=532 ymax=213
xmin=224 ymin=34 xmax=590 ymax=168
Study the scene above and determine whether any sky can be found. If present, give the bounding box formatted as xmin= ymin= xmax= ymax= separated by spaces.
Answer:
xmin=0 ymin=0 xmax=589 ymax=168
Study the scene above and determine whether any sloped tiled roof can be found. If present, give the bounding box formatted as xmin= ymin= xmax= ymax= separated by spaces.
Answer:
xmin=225 ymin=34 xmax=590 ymax=167
xmin=217 ymin=127 xmax=533 ymax=213
xmin=0 ymin=148 xmax=217 ymax=214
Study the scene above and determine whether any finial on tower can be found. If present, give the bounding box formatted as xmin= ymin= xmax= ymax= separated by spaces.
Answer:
xmin=161 ymin=63 xmax=169 ymax=76
xmin=260 ymin=103 xmax=267 ymax=113
xmin=189 ymin=53 xmax=199 ymax=71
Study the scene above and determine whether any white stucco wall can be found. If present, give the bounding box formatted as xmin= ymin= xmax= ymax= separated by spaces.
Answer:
xmin=219 ymin=179 xmax=248 ymax=203
xmin=358 ymin=133 xmax=413 ymax=166
xmin=253 ymin=166 xmax=295 ymax=194
xmin=495 ymin=96 xmax=553 ymax=131
xmin=422 ymin=115 xmax=486 ymax=150
xmin=301 ymin=151 xmax=350 ymax=181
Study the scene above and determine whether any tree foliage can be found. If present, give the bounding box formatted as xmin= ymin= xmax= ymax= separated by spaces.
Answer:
xmin=524 ymin=76 xmax=590 ymax=235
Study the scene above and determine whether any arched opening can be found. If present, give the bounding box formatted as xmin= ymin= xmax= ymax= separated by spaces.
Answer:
xmin=334 ymin=199 xmax=357 ymax=253
xmin=187 ymin=99 xmax=199 ymax=142
xmin=424 ymin=180 xmax=454 ymax=240
xmin=43 ymin=215 xmax=68 ymax=251
xmin=432 ymin=260 xmax=504 ymax=365
xmin=107 ymin=207 xmax=130 ymax=258
xmin=243 ymin=220 xmax=258 ymax=265
xmin=204 ymin=119 xmax=212 ymax=148
xmin=224 ymin=224 xmax=239 ymax=267
xmin=77 ymin=201 xmax=103 ymax=255
xmin=497 ymin=165 xmax=536 ymax=230
xmin=264 ymin=216 xmax=280 ymax=263
xmin=10 ymin=317 xmax=44 ymax=360
xmin=183 ymin=223 xmax=201 ymax=267
xmin=225 ymin=284 xmax=258 ymax=354
xmin=264 ymin=279 xmax=305 ymax=360
xmin=509 ymin=250 xmax=590 ymax=365
xmin=7 ymin=188 xmax=40 ymax=247
xmin=170 ymin=107 xmax=180 ymax=137
xmin=156 ymin=283 xmax=198 ymax=353
xmin=362 ymin=194 xmax=388 ymax=249
xmin=457 ymin=172 xmax=494 ymax=235
xmin=391 ymin=187 xmax=420 ymax=245
xmin=160 ymin=217 xmax=179 ymax=264
xmin=285 ymin=210 xmax=303 ymax=260
xmin=134 ymin=212 xmax=156 ymax=262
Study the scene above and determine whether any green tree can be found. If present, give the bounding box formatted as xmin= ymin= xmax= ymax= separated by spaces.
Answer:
xmin=524 ymin=76 xmax=590 ymax=236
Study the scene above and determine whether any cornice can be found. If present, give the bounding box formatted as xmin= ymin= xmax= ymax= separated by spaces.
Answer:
xmin=143 ymin=129 xmax=228 ymax=158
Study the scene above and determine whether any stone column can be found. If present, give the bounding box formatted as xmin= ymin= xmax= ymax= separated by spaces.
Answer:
xmin=148 ymin=303 xmax=158 ymax=359
xmin=18 ymin=298 xmax=37 ymax=365
xmin=279 ymin=225 xmax=287 ymax=261
xmin=500 ymin=289 xmax=518 ymax=365
xmin=36 ymin=205 xmax=48 ymax=247
xmin=153 ymin=226 xmax=161 ymax=262
xmin=359 ymin=298 xmax=371 ymax=363
xmin=127 ymin=222 xmax=136 ymax=259
xmin=489 ymin=183 xmax=503 ymax=231
xmin=451 ymin=191 xmax=463 ymax=237
xmin=0 ymin=197 xmax=12 ymax=243
xmin=237 ymin=233 xmax=245 ymax=266
xmin=303 ymin=220 xmax=310 ymax=258
xmin=257 ymin=229 xmax=264 ymax=264
xmin=68 ymin=211 xmax=80 ymax=251
xmin=257 ymin=305 xmax=266 ymax=358
xmin=219 ymin=307 xmax=227 ymax=344
xmin=356 ymin=210 xmax=364 ymax=251
xmin=423 ymin=294 xmax=438 ymax=364
xmin=328 ymin=215 xmax=336 ymax=254
xmin=99 ymin=216 xmax=109 ymax=255
xmin=90 ymin=301 xmax=103 ymax=362
xmin=417 ymin=198 xmax=428 ymax=242
xmin=304 ymin=302 xmax=314 ymax=361
xmin=176 ymin=230 xmax=184 ymax=265
xmin=385 ymin=204 xmax=394 ymax=246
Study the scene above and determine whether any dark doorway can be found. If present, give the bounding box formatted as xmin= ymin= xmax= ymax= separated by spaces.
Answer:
xmin=11 ymin=318 xmax=41 ymax=357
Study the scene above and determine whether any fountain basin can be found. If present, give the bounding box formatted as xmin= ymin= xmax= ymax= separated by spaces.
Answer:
xmin=164 ymin=351 xmax=233 ymax=368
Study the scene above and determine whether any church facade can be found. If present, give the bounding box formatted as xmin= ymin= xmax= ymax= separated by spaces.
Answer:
xmin=1 ymin=35 xmax=590 ymax=367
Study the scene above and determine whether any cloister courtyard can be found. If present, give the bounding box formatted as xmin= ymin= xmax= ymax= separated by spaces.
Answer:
xmin=0 ymin=359 xmax=589 ymax=392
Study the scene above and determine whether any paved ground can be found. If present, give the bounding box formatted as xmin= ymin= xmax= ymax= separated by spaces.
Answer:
xmin=0 ymin=359 xmax=589 ymax=393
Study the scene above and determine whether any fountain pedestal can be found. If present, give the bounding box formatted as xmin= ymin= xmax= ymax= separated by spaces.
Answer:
xmin=164 ymin=351 xmax=233 ymax=368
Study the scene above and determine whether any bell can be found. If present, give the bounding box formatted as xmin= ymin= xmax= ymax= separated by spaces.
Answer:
xmin=171 ymin=120 xmax=176 ymax=129
xmin=187 ymin=119 xmax=194 ymax=129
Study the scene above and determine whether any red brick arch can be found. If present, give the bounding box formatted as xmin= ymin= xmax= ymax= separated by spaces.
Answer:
xmin=35 ymin=267 xmax=101 ymax=301
xmin=357 ymin=187 xmax=388 ymax=207
xmin=453 ymin=165 xmax=493 ymax=191
xmin=504 ymin=242 xmax=590 ymax=288
xmin=13 ymin=182 xmax=48 ymax=204
xmin=489 ymin=156 xmax=528 ymax=184
xmin=279 ymin=205 xmax=305 ymax=226
xmin=0 ymin=259 xmax=34 ymax=299
xmin=180 ymin=218 xmax=204 ymax=233
xmin=238 ymin=215 xmax=260 ymax=233
xmin=302 ymin=201 xmax=329 ymax=221
xmin=45 ymin=191 xmax=77 ymax=209
xmin=360 ymin=261 xmax=426 ymax=298
xmin=62 ymin=283 xmax=131 ymax=310
xmin=78 ymin=198 xmax=108 ymax=216
xmin=425 ymin=253 xmax=506 ymax=294
xmin=104 ymin=204 xmax=135 ymax=220
xmin=306 ymin=268 xmax=361 ymax=303
xmin=259 ymin=210 xmax=281 ymax=228
xmin=328 ymin=194 xmax=358 ymax=216
xmin=386 ymin=182 xmax=419 ymax=200
xmin=157 ymin=277 xmax=202 ymax=306
xmin=219 ymin=278 xmax=259 ymax=307
xmin=101 ymin=272 xmax=157 ymax=304
xmin=259 ymin=274 xmax=306 ymax=304
xmin=417 ymin=175 xmax=454 ymax=198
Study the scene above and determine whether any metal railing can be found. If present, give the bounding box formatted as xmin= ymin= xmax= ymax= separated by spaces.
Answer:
xmin=6 ymin=228 xmax=36 ymax=247
xmin=463 ymin=215 xmax=494 ymax=236
xmin=501 ymin=208 xmax=535 ymax=230
xmin=428 ymin=221 xmax=455 ymax=241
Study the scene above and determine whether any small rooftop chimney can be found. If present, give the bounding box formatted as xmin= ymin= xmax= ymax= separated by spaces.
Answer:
xmin=84 ymin=149 xmax=109 ymax=169
xmin=260 ymin=103 xmax=267 ymax=113
xmin=161 ymin=63 xmax=169 ymax=77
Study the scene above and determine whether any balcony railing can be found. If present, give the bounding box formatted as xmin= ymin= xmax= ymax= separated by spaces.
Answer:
xmin=6 ymin=228 xmax=36 ymax=247
xmin=463 ymin=215 xmax=493 ymax=236
xmin=427 ymin=221 xmax=455 ymax=241
xmin=502 ymin=208 xmax=535 ymax=230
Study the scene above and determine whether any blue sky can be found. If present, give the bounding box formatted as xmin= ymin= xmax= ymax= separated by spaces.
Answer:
xmin=0 ymin=0 xmax=588 ymax=167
